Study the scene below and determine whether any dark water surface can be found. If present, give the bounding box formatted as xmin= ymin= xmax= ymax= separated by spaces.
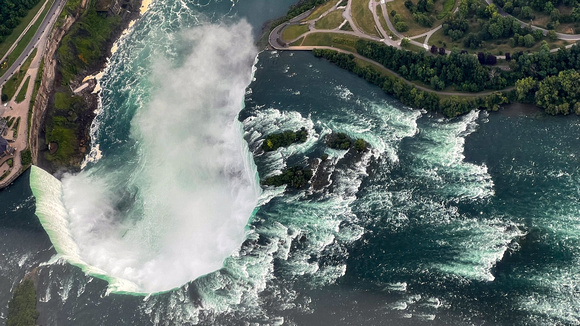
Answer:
xmin=1 ymin=0 xmax=580 ymax=325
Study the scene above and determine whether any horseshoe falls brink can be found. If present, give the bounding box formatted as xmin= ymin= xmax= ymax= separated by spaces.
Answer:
xmin=12 ymin=0 xmax=580 ymax=324
xmin=30 ymin=15 xmax=261 ymax=293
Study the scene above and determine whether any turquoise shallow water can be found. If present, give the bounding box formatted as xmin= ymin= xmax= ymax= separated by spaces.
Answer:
xmin=2 ymin=0 xmax=580 ymax=324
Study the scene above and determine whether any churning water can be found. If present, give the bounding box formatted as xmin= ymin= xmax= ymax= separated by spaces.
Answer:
xmin=1 ymin=0 xmax=580 ymax=324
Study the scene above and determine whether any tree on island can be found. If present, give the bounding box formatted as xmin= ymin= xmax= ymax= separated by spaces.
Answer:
xmin=262 ymin=128 xmax=308 ymax=152
xmin=263 ymin=166 xmax=313 ymax=189
xmin=327 ymin=132 xmax=351 ymax=150
xmin=354 ymin=138 xmax=368 ymax=152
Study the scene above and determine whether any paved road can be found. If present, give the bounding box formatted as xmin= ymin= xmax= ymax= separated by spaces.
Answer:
xmin=0 ymin=0 xmax=51 ymax=65
xmin=0 ymin=0 xmax=66 ymax=87
xmin=380 ymin=0 xmax=403 ymax=39
xmin=271 ymin=1 xmax=385 ymax=48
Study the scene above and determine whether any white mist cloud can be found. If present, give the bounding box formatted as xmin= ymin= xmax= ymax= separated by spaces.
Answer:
xmin=61 ymin=20 xmax=260 ymax=293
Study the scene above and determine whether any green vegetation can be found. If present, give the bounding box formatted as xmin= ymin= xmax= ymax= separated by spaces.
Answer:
xmin=21 ymin=149 xmax=32 ymax=167
xmin=436 ymin=0 xmax=557 ymax=54
xmin=262 ymin=128 xmax=308 ymax=152
xmin=290 ymin=37 xmax=305 ymax=46
xmin=1 ymin=49 xmax=36 ymax=101
xmin=493 ymin=0 xmax=580 ymax=33
xmin=355 ymin=39 xmax=508 ymax=92
xmin=438 ymin=0 xmax=456 ymax=19
xmin=0 ymin=0 xmax=43 ymax=57
xmin=13 ymin=117 xmax=21 ymax=138
xmin=54 ymin=92 xmax=83 ymax=110
xmin=45 ymin=116 xmax=77 ymax=163
xmin=0 ymin=0 xmax=41 ymax=44
xmin=377 ymin=4 xmax=398 ymax=39
xmin=313 ymin=48 xmax=510 ymax=117
xmin=0 ymin=169 xmax=10 ymax=180
xmin=351 ymin=0 xmax=382 ymax=37
xmin=327 ymin=132 xmax=351 ymax=149
xmin=340 ymin=21 xmax=354 ymax=31
xmin=29 ymin=58 xmax=44 ymax=139
xmin=282 ymin=24 xmax=310 ymax=42
xmin=303 ymin=0 xmax=337 ymax=21
xmin=516 ymin=70 xmax=580 ymax=115
xmin=263 ymin=166 xmax=313 ymax=188
xmin=58 ymin=2 xmax=122 ymax=84
xmin=7 ymin=116 xmax=15 ymax=128
xmin=6 ymin=158 xmax=14 ymax=167
xmin=327 ymin=132 xmax=368 ymax=151
xmin=56 ymin=0 xmax=83 ymax=27
xmin=404 ymin=41 xmax=427 ymax=52
xmin=15 ymin=76 xmax=31 ymax=103
xmin=0 ymin=0 xmax=53 ymax=76
xmin=6 ymin=280 xmax=39 ymax=326
xmin=315 ymin=9 xmax=345 ymax=29
xmin=387 ymin=0 xmax=438 ymax=36
xmin=302 ymin=32 xmax=362 ymax=52
xmin=44 ymin=0 xmax=124 ymax=167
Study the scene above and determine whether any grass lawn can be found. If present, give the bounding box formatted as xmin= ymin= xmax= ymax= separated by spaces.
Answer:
xmin=45 ymin=116 xmax=77 ymax=163
xmin=315 ymin=9 xmax=345 ymax=30
xmin=386 ymin=0 xmax=453 ymax=37
xmin=15 ymin=76 xmax=31 ymax=103
xmin=54 ymin=91 xmax=83 ymax=110
xmin=351 ymin=0 xmax=382 ymax=38
xmin=1 ymin=49 xmax=37 ymax=101
xmin=303 ymin=0 xmax=338 ymax=21
xmin=404 ymin=42 xmax=427 ymax=52
xmin=290 ymin=37 xmax=305 ymax=46
xmin=340 ymin=21 xmax=354 ymax=31
xmin=282 ymin=24 xmax=310 ymax=42
xmin=302 ymin=32 xmax=362 ymax=53
xmin=377 ymin=4 xmax=398 ymax=40
xmin=413 ymin=35 xmax=427 ymax=43
xmin=0 ymin=0 xmax=54 ymax=76
xmin=437 ymin=0 xmax=455 ymax=20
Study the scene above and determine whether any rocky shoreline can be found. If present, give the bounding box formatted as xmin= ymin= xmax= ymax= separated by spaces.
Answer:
xmin=31 ymin=0 xmax=143 ymax=174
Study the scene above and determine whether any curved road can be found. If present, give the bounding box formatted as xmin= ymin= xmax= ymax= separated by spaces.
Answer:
xmin=0 ymin=0 xmax=66 ymax=86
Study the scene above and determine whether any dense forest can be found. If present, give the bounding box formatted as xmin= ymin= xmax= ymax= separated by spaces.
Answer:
xmin=313 ymin=49 xmax=509 ymax=117
xmin=315 ymin=38 xmax=580 ymax=117
xmin=0 ymin=0 xmax=41 ymax=43
xmin=355 ymin=39 xmax=510 ymax=92
xmin=263 ymin=166 xmax=313 ymax=188
xmin=262 ymin=128 xmax=308 ymax=151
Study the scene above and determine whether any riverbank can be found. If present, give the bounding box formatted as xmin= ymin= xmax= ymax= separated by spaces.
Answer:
xmin=32 ymin=0 xmax=144 ymax=174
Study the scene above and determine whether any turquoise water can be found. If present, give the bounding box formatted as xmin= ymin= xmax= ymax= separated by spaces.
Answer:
xmin=3 ymin=0 xmax=580 ymax=324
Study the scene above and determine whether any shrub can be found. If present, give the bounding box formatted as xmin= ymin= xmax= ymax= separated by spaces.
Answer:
xmin=262 ymin=128 xmax=308 ymax=151
xmin=327 ymin=132 xmax=352 ymax=150
xmin=354 ymin=139 xmax=367 ymax=152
